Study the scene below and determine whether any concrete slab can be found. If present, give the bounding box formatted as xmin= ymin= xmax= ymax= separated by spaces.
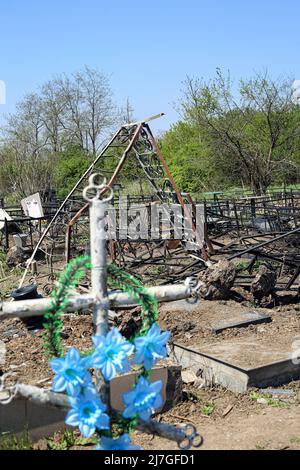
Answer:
xmin=160 ymin=299 xmax=201 ymax=314
xmin=159 ymin=299 xmax=273 ymax=336
xmin=0 ymin=364 xmax=181 ymax=440
xmin=171 ymin=336 xmax=300 ymax=393
xmin=210 ymin=311 xmax=271 ymax=334
xmin=259 ymin=388 xmax=295 ymax=399
xmin=110 ymin=366 xmax=168 ymax=412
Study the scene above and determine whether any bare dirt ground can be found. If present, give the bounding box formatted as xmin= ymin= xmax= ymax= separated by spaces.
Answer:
xmin=159 ymin=298 xmax=300 ymax=348
xmin=133 ymin=397 xmax=300 ymax=450
xmin=2 ymin=299 xmax=300 ymax=384
xmin=0 ymin=315 xmax=93 ymax=387
xmin=1 ymin=251 xmax=300 ymax=450
xmin=33 ymin=383 xmax=300 ymax=450
xmin=1 ymin=293 xmax=300 ymax=450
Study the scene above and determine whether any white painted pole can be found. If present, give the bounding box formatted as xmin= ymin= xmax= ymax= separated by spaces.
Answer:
xmin=83 ymin=174 xmax=113 ymax=406
xmin=13 ymin=383 xmax=188 ymax=444
xmin=0 ymin=281 xmax=200 ymax=320
xmin=84 ymin=181 xmax=111 ymax=337
xmin=0 ymin=173 xmax=203 ymax=450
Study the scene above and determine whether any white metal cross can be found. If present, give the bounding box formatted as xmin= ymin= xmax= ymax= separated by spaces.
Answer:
xmin=0 ymin=174 xmax=203 ymax=449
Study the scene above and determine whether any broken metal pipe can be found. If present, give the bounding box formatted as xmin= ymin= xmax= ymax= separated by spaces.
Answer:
xmin=0 ymin=281 xmax=200 ymax=320
xmin=13 ymin=383 xmax=189 ymax=445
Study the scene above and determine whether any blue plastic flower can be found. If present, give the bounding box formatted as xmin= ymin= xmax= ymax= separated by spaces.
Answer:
xmin=90 ymin=328 xmax=134 ymax=381
xmin=122 ymin=376 xmax=163 ymax=421
xmin=65 ymin=386 xmax=110 ymax=438
xmin=96 ymin=434 xmax=141 ymax=450
xmin=134 ymin=323 xmax=170 ymax=370
xmin=50 ymin=347 xmax=91 ymax=396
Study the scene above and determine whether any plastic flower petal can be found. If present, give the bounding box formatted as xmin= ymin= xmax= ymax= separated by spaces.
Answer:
xmin=65 ymin=386 xmax=110 ymax=438
xmin=122 ymin=376 xmax=163 ymax=421
xmin=90 ymin=328 xmax=134 ymax=381
xmin=96 ymin=434 xmax=141 ymax=450
xmin=134 ymin=323 xmax=171 ymax=370
xmin=50 ymin=347 xmax=91 ymax=396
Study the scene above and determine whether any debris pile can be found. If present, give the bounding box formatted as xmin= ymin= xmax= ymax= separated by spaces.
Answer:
xmin=197 ymin=260 xmax=236 ymax=300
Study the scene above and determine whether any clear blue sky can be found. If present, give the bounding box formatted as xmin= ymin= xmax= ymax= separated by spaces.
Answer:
xmin=0 ymin=0 xmax=300 ymax=133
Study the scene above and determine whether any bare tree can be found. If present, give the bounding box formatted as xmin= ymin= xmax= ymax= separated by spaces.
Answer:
xmin=0 ymin=67 xmax=117 ymax=198
xmin=40 ymin=80 xmax=68 ymax=153
xmin=47 ymin=67 xmax=116 ymax=155
xmin=119 ymin=97 xmax=135 ymax=124
xmin=180 ymin=69 xmax=300 ymax=194
xmin=1 ymin=93 xmax=55 ymax=198
xmin=74 ymin=66 xmax=115 ymax=154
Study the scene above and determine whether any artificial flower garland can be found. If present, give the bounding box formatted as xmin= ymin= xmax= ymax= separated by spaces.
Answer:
xmin=43 ymin=256 xmax=171 ymax=450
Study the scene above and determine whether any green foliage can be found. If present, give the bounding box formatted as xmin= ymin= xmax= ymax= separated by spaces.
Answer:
xmin=183 ymin=389 xmax=215 ymax=415
xmin=0 ymin=147 xmax=21 ymax=202
xmin=0 ymin=249 xmax=8 ymax=273
xmin=1 ymin=69 xmax=300 ymax=200
xmin=290 ymin=436 xmax=300 ymax=445
xmin=255 ymin=440 xmax=270 ymax=450
xmin=44 ymin=258 xmax=160 ymax=440
xmin=201 ymin=404 xmax=215 ymax=416
xmin=43 ymin=257 xmax=158 ymax=361
xmin=46 ymin=429 xmax=76 ymax=450
xmin=171 ymin=70 xmax=300 ymax=195
xmin=0 ymin=431 xmax=32 ymax=450
xmin=249 ymin=391 xmax=289 ymax=408
xmin=55 ymin=145 xmax=91 ymax=199
xmin=46 ymin=429 xmax=98 ymax=450
xmin=161 ymin=121 xmax=220 ymax=194
xmin=235 ymin=260 xmax=250 ymax=271
xmin=0 ymin=143 xmax=56 ymax=201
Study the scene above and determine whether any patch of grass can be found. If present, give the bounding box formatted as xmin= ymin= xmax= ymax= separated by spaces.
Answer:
xmin=249 ymin=391 xmax=289 ymax=408
xmin=249 ymin=391 xmax=260 ymax=401
xmin=235 ymin=261 xmax=249 ymax=271
xmin=255 ymin=440 xmax=270 ymax=450
xmin=0 ymin=249 xmax=6 ymax=263
xmin=46 ymin=429 xmax=97 ymax=450
xmin=201 ymin=404 xmax=215 ymax=416
xmin=196 ymin=183 xmax=300 ymax=201
xmin=0 ymin=431 xmax=33 ymax=450
xmin=0 ymin=249 xmax=9 ymax=276
xmin=268 ymin=400 xmax=289 ymax=409
xmin=149 ymin=265 xmax=167 ymax=276
xmin=290 ymin=436 xmax=300 ymax=445
xmin=46 ymin=429 xmax=77 ymax=450
xmin=236 ymin=259 xmax=264 ymax=274
xmin=1 ymin=277 xmax=22 ymax=297
xmin=253 ymin=260 xmax=265 ymax=271
xmin=183 ymin=389 xmax=215 ymax=416
xmin=76 ymin=435 xmax=98 ymax=446
xmin=0 ymin=249 xmax=23 ymax=296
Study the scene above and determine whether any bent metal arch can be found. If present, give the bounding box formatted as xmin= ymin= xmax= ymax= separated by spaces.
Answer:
xmin=19 ymin=114 xmax=210 ymax=288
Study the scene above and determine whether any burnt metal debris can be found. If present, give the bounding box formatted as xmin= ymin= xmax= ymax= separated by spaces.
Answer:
xmin=206 ymin=192 xmax=300 ymax=294
xmin=0 ymin=115 xmax=300 ymax=299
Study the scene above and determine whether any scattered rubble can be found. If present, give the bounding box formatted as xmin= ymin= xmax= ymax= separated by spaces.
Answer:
xmin=251 ymin=265 xmax=277 ymax=300
xmin=197 ymin=260 xmax=236 ymax=300
xmin=1 ymin=121 xmax=300 ymax=450
xmin=6 ymin=246 xmax=28 ymax=266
